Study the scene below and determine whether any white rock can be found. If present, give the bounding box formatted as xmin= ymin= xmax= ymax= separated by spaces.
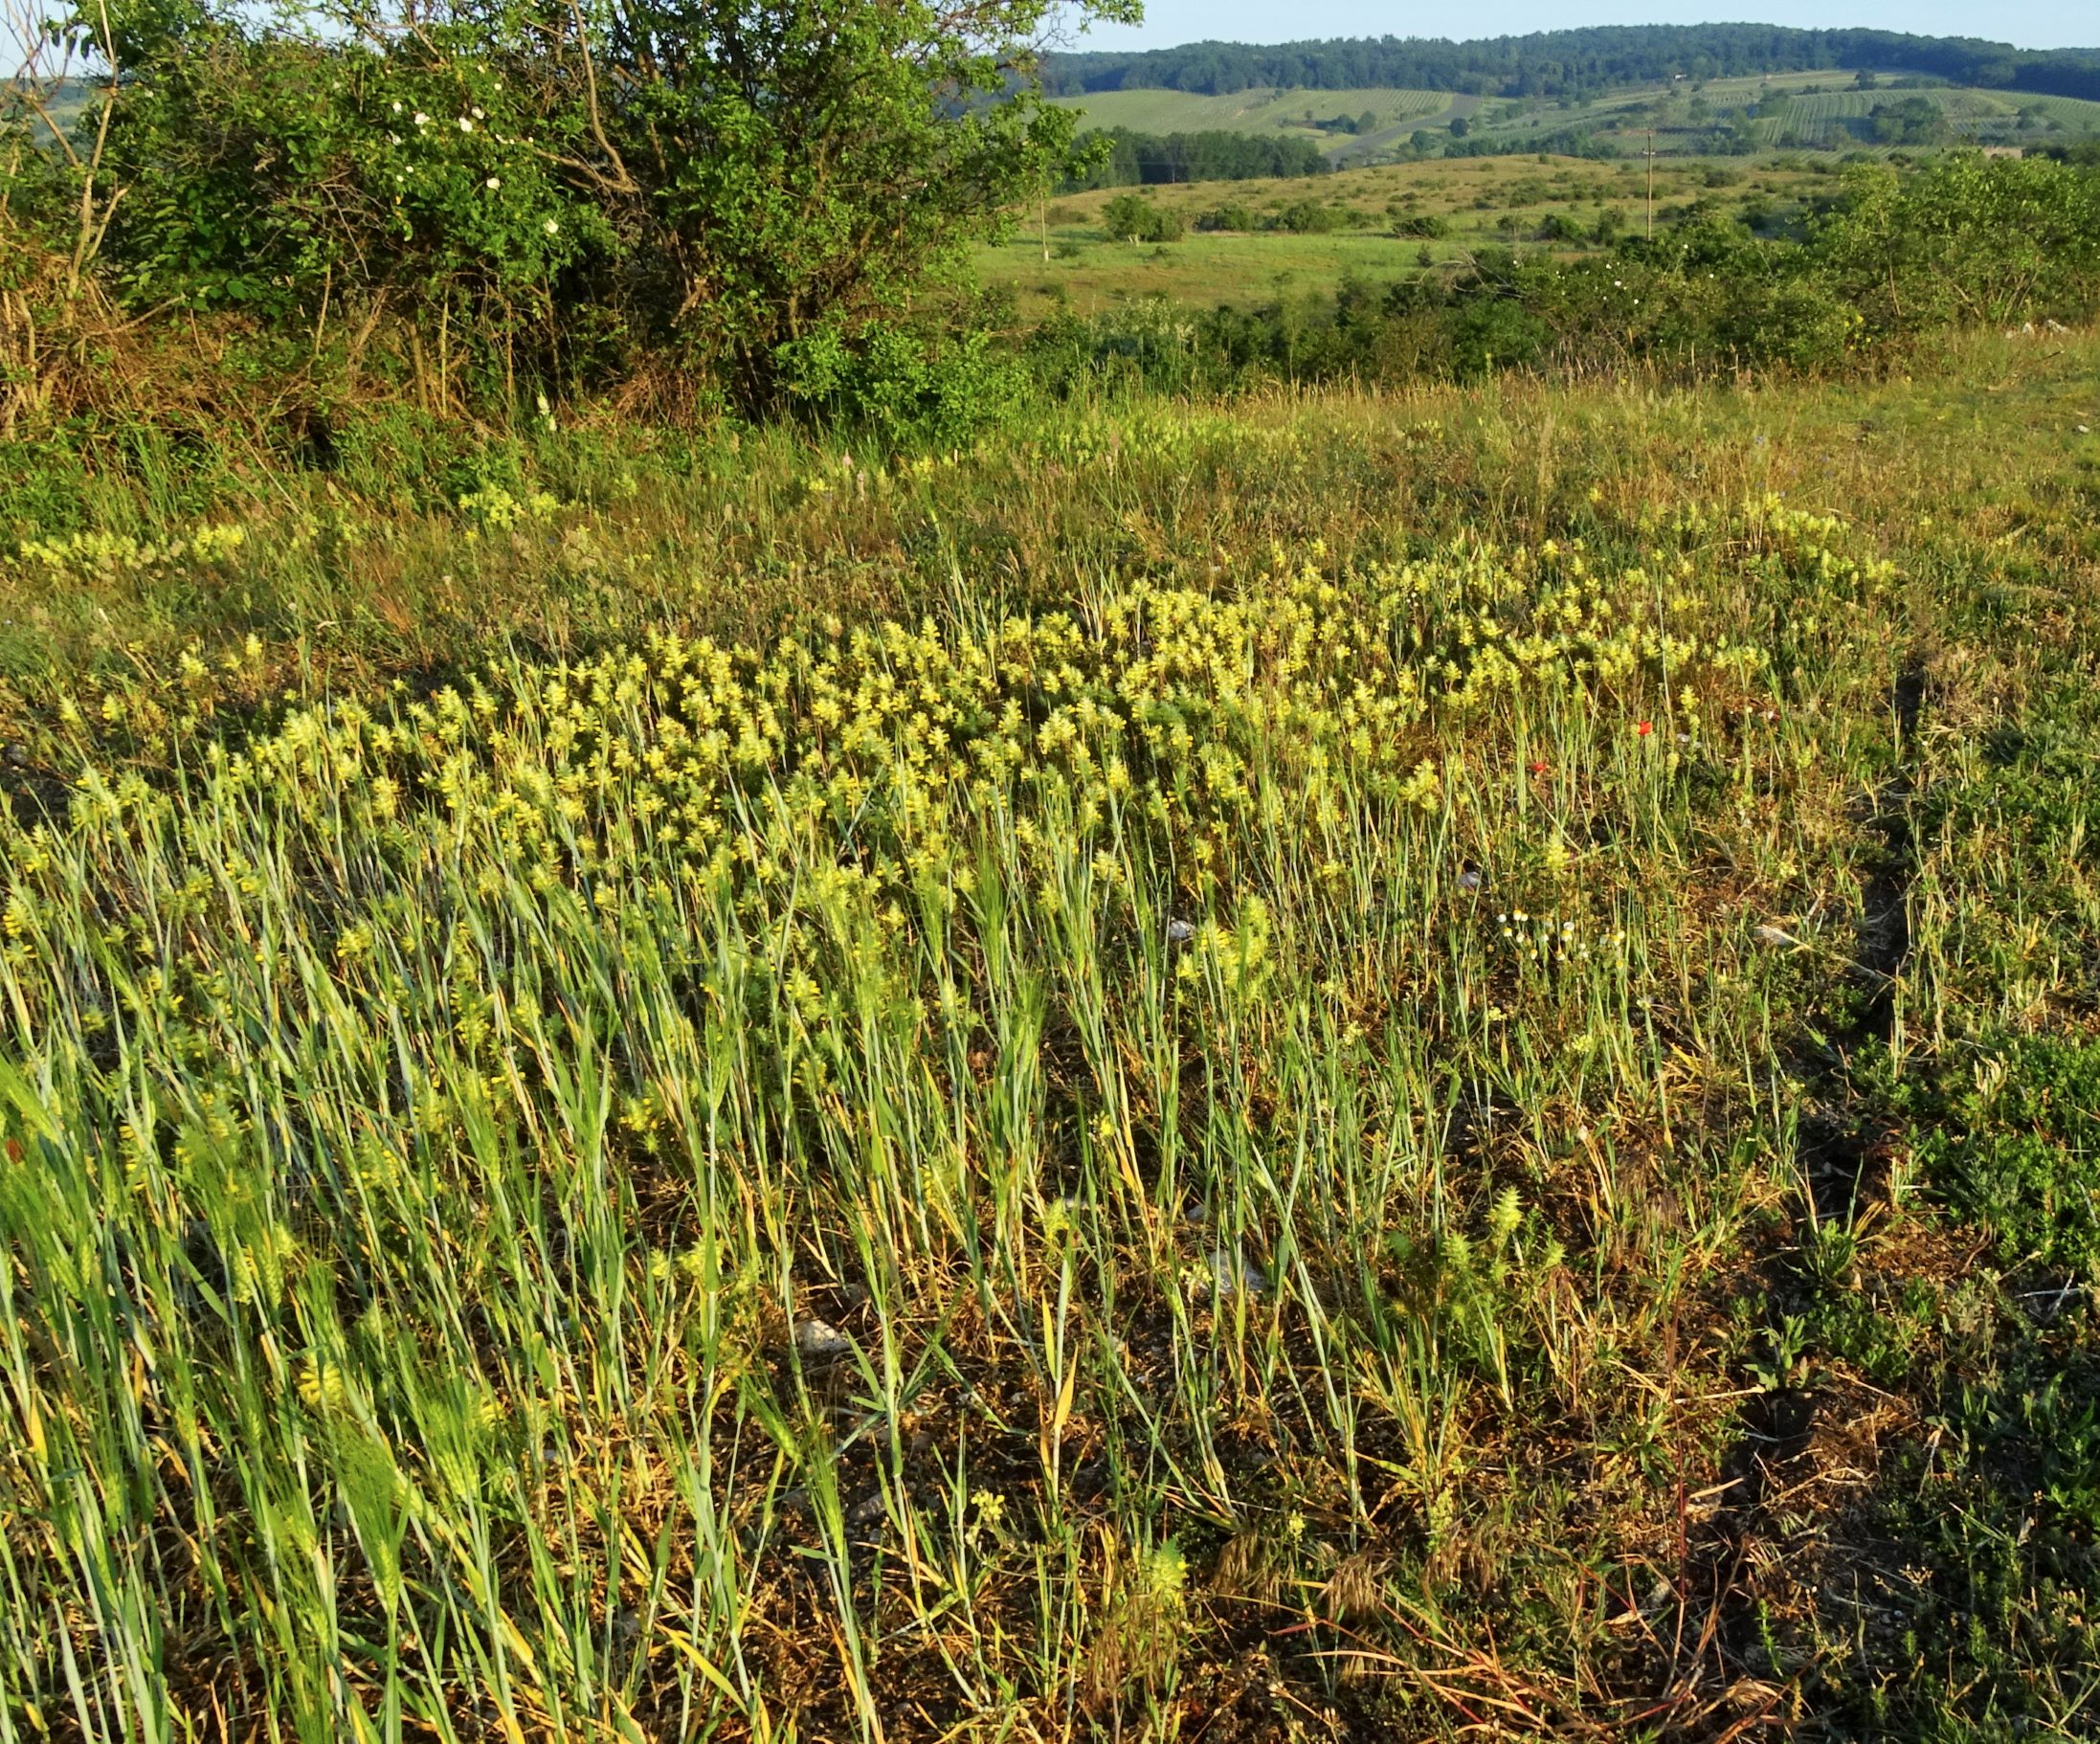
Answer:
xmin=794 ymin=1319 xmax=853 ymax=1360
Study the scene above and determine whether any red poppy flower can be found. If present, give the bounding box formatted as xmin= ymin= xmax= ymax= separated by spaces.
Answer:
xmin=1528 ymin=760 xmax=1548 ymax=774
xmin=1636 ymin=720 xmax=1653 ymax=737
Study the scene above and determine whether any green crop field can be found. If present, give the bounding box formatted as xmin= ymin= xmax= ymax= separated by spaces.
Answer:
xmin=2018 ymin=91 xmax=2100 ymax=127
xmin=1757 ymin=86 xmax=1989 ymax=140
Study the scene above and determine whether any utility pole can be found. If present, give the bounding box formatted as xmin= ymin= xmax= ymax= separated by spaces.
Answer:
xmin=1645 ymin=127 xmax=1656 ymax=241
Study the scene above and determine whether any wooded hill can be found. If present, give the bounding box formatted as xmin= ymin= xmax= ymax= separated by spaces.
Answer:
xmin=1043 ymin=24 xmax=2100 ymax=104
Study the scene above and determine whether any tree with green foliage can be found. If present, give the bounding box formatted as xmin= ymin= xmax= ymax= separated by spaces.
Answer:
xmin=1060 ymin=126 xmax=1326 ymax=190
xmin=1101 ymin=190 xmax=1183 ymax=242
xmin=1271 ymin=197 xmax=1352 ymax=234
xmin=1869 ymin=96 xmax=1944 ymax=146
xmin=1815 ymin=153 xmax=2100 ymax=331
xmin=12 ymin=0 xmax=1140 ymax=411
xmin=1391 ymin=210 xmax=1450 ymax=238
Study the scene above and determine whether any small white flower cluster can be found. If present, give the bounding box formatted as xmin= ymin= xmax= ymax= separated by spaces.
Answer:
xmin=371 ymin=93 xmax=566 ymax=235
xmin=1494 ymin=910 xmax=1622 ymax=967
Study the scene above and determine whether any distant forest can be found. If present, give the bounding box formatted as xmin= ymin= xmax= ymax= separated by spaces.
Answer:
xmin=1041 ymin=25 xmax=2100 ymax=104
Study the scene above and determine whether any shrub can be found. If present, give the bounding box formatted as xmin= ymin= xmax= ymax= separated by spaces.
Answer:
xmin=9 ymin=0 xmax=1140 ymax=414
xmin=1101 ymin=193 xmax=1186 ymax=243
xmin=777 ymin=322 xmax=1027 ymax=448
xmin=1814 ymin=155 xmax=2100 ymax=335
xmin=1272 ymin=200 xmax=1351 ymax=235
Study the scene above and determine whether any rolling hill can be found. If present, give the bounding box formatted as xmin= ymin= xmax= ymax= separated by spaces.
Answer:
xmin=1043 ymin=24 xmax=2100 ymax=164
xmin=1051 ymin=87 xmax=1483 ymax=163
xmin=1054 ymin=66 xmax=2100 ymax=165
xmin=1043 ymin=24 xmax=2100 ymax=103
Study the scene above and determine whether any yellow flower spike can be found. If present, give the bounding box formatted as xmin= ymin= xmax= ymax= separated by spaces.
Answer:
xmin=296 ymin=1359 xmax=350 ymax=1415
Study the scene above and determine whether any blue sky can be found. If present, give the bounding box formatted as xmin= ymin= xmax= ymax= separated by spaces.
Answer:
xmin=1066 ymin=5 xmax=2099 ymax=54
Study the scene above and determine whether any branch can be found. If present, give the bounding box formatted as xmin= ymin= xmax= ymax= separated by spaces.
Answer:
xmin=570 ymin=0 xmax=637 ymax=192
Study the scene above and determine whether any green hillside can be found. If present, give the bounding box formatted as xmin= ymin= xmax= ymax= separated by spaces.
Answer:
xmin=1060 ymin=70 xmax=2100 ymax=163
xmin=1052 ymin=86 xmax=1468 ymax=160
xmin=1528 ymin=74 xmax=2100 ymax=154
xmin=1748 ymin=83 xmax=2100 ymax=147
xmin=1 ymin=77 xmax=93 ymax=135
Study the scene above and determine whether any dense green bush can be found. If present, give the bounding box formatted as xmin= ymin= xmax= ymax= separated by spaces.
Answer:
xmin=5 ymin=0 xmax=1137 ymax=415
xmin=777 ymin=321 xmax=1028 ymax=450
xmin=1100 ymin=193 xmax=1187 ymax=243
xmin=1814 ymin=154 xmax=2100 ymax=332
xmin=1271 ymin=198 xmax=1359 ymax=234
xmin=1391 ymin=211 xmax=1452 ymax=238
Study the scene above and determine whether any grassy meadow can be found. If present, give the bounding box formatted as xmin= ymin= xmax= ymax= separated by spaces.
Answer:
xmin=1 ymin=324 xmax=2097 ymax=1740
xmin=981 ymin=155 xmax=1836 ymax=316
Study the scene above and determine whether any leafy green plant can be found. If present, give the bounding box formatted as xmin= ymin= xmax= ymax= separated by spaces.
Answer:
xmin=776 ymin=319 xmax=1028 ymax=447
xmin=1904 ymin=1038 xmax=2100 ymax=1279
xmin=22 ymin=0 xmax=1140 ymax=409
xmin=1814 ymin=153 xmax=2100 ymax=333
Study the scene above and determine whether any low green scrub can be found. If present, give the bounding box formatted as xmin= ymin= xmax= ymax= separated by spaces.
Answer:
xmin=6 ymin=152 xmax=2097 ymax=518
xmin=1902 ymin=1038 xmax=2100 ymax=1277
xmin=1099 ymin=192 xmax=1189 ymax=243
xmin=1 ymin=0 xmax=1138 ymax=425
